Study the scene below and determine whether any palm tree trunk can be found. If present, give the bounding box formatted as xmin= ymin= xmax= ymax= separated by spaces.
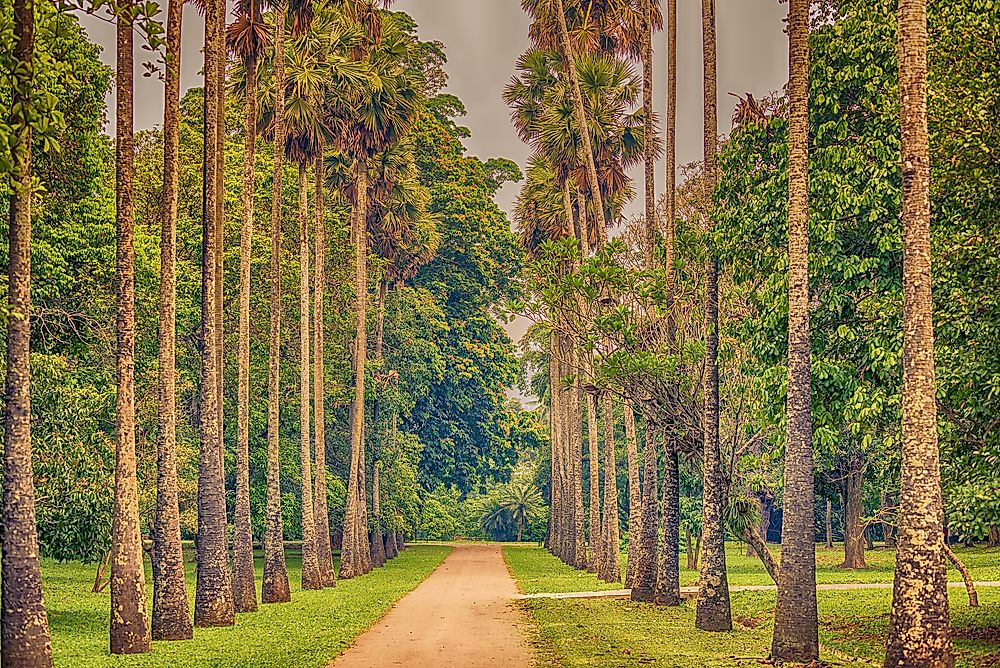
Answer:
xmin=771 ymin=0 xmax=818 ymax=660
xmin=195 ymin=0 xmax=236 ymax=627
xmin=664 ymin=0 xmax=676 ymax=288
xmin=632 ymin=423 xmax=659 ymax=602
xmin=2 ymin=1 xmax=54 ymax=662
xmin=571 ymin=341 xmax=586 ymax=569
xmin=214 ymin=8 xmax=226 ymax=482
xmin=548 ymin=332 xmax=564 ymax=560
xmin=825 ymin=499 xmax=834 ymax=549
xmin=695 ymin=0 xmax=732 ymax=633
xmin=552 ymin=0 xmax=607 ymax=244
xmin=313 ymin=151 xmax=336 ymax=588
xmin=341 ymin=158 xmax=371 ymax=580
xmin=886 ymin=6 xmax=953 ymax=654
xmin=110 ymin=4 xmax=153 ymax=652
xmin=298 ymin=163 xmax=322 ymax=590
xmin=655 ymin=439 xmax=680 ymax=605
xmin=232 ymin=1 xmax=258 ymax=613
xmin=624 ymin=402 xmax=641 ymax=588
xmin=586 ymin=390 xmax=601 ymax=573
xmin=262 ymin=0 xmax=291 ymax=604
xmin=599 ymin=393 xmax=620 ymax=582
xmin=641 ymin=0 xmax=656 ymax=268
xmin=154 ymin=0 xmax=195 ymax=636
xmin=370 ymin=464 xmax=387 ymax=567
xmin=841 ymin=456 xmax=867 ymax=569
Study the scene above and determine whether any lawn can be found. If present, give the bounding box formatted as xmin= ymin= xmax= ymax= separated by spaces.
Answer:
xmin=41 ymin=543 xmax=451 ymax=668
xmin=505 ymin=545 xmax=1000 ymax=667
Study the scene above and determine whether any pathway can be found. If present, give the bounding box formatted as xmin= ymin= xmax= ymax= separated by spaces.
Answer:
xmin=332 ymin=543 xmax=535 ymax=667
xmin=515 ymin=581 xmax=1000 ymax=600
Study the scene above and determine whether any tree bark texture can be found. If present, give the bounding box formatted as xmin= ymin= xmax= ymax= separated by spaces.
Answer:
xmin=154 ymin=0 xmax=196 ymax=636
xmin=624 ymin=402 xmax=641 ymax=588
xmin=631 ymin=425 xmax=659 ymax=602
xmin=655 ymin=441 xmax=680 ymax=606
xmin=885 ymin=2 xmax=954 ymax=664
xmin=599 ymin=394 xmax=620 ymax=583
xmin=2 ymin=0 xmax=54 ymax=660
xmin=262 ymin=0 xmax=291 ymax=604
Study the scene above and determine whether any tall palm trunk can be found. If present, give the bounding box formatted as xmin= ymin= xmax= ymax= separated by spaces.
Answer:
xmin=599 ymin=393 xmax=620 ymax=582
xmin=2 ymin=0 xmax=54 ymax=662
xmin=624 ymin=402 xmax=640 ymax=588
xmin=632 ymin=422 xmax=659 ymax=602
xmin=695 ymin=0 xmax=732 ymax=633
xmin=313 ymin=152 xmax=336 ymax=588
xmin=370 ymin=464 xmax=387 ymax=566
xmin=641 ymin=0 xmax=656 ymax=268
xmin=195 ymin=0 xmax=236 ymax=628
xmin=341 ymin=159 xmax=370 ymax=580
xmin=655 ymin=438 xmax=680 ymax=605
xmin=586 ymin=390 xmax=601 ymax=572
xmin=262 ymin=0 xmax=291 ymax=604
xmin=298 ymin=163 xmax=322 ymax=590
xmin=548 ymin=333 xmax=564 ymax=558
xmin=153 ymin=0 xmax=195 ymax=637
xmin=570 ymin=341 xmax=586 ymax=568
xmin=886 ymin=1 xmax=953 ymax=641
xmin=110 ymin=3 xmax=153 ymax=652
xmin=552 ymin=0 xmax=607 ymax=244
xmin=771 ymin=0 xmax=818 ymax=660
xmin=232 ymin=0 xmax=259 ymax=613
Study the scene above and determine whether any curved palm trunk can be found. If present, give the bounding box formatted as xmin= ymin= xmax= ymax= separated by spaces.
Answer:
xmin=552 ymin=0 xmax=607 ymax=243
xmin=195 ymin=0 xmax=236 ymax=628
xmin=624 ymin=402 xmax=641 ymax=588
xmin=153 ymin=0 xmax=195 ymax=637
xmin=110 ymin=4 xmax=153 ymax=652
xmin=655 ymin=440 xmax=680 ymax=605
xmin=232 ymin=5 xmax=259 ymax=613
xmin=313 ymin=152 xmax=336 ymax=588
xmin=771 ymin=0 xmax=818 ymax=660
xmin=599 ymin=393 xmax=620 ymax=582
xmin=885 ymin=3 xmax=953 ymax=664
xmin=298 ymin=163 xmax=322 ymax=590
xmin=695 ymin=0 xmax=732 ymax=633
xmin=2 ymin=1 xmax=54 ymax=662
xmin=262 ymin=0 xmax=291 ymax=604
xmin=341 ymin=159 xmax=371 ymax=580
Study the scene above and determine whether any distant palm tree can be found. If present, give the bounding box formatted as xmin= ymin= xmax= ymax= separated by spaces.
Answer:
xmin=505 ymin=482 xmax=544 ymax=542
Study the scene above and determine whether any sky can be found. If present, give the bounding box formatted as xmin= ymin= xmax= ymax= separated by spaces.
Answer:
xmin=76 ymin=0 xmax=791 ymax=402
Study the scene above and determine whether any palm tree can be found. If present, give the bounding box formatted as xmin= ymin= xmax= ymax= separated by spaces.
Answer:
xmin=771 ymin=0 xmax=818 ymax=660
xmin=695 ymin=0 xmax=732 ymax=633
xmin=262 ymin=0 xmax=292 ymax=604
xmin=599 ymin=392 xmax=620 ymax=582
xmin=654 ymin=0 xmax=681 ymax=610
xmin=506 ymin=482 xmax=544 ymax=542
xmin=153 ymin=0 xmax=195 ymax=637
xmin=624 ymin=401 xmax=641 ymax=588
xmin=336 ymin=14 xmax=424 ymax=580
xmin=884 ymin=1 xmax=954 ymax=665
xmin=195 ymin=0 xmax=236 ymax=628
xmin=2 ymin=0 xmax=53 ymax=663
xmin=313 ymin=148 xmax=337 ymax=587
xmin=227 ymin=0 xmax=269 ymax=613
xmin=110 ymin=0 xmax=153 ymax=652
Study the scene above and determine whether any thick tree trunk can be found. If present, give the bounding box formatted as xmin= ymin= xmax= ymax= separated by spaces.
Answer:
xmin=385 ymin=531 xmax=398 ymax=560
xmin=771 ymin=4 xmax=818 ymax=660
xmin=885 ymin=4 xmax=954 ymax=663
xmin=548 ymin=333 xmax=564 ymax=561
xmin=570 ymin=344 xmax=586 ymax=569
xmin=232 ymin=2 xmax=259 ymax=612
xmin=111 ymin=4 xmax=153 ymax=652
xmin=195 ymin=0 xmax=236 ymax=627
xmin=632 ymin=425 xmax=659 ymax=602
xmin=587 ymin=387 xmax=602 ymax=574
xmin=842 ymin=457 xmax=867 ymax=569
xmin=989 ymin=526 xmax=1000 ymax=549
xmin=313 ymin=151 xmax=336 ymax=588
xmin=695 ymin=0 xmax=732 ymax=633
xmin=298 ymin=163 xmax=322 ymax=590
xmin=341 ymin=159 xmax=371 ymax=580
xmin=655 ymin=440 xmax=680 ymax=606
xmin=825 ymin=499 xmax=834 ymax=549
xmin=154 ymin=0 xmax=196 ymax=636
xmin=599 ymin=394 xmax=620 ymax=582
xmin=262 ymin=0 xmax=291 ymax=604
xmin=2 ymin=2 xmax=54 ymax=661
xmin=624 ymin=402 xmax=641 ymax=588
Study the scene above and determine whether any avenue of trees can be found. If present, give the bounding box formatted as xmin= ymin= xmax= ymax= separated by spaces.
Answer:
xmin=1 ymin=0 xmax=536 ymax=662
xmin=511 ymin=0 xmax=998 ymax=665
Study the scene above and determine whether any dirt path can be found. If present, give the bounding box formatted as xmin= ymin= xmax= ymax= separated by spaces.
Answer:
xmin=332 ymin=543 xmax=535 ymax=667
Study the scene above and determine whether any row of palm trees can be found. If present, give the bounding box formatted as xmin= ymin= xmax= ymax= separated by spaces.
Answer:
xmin=512 ymin=0 xmax=953 ymax=665
xmin=2 ymin=0 xmax=433 ymax=662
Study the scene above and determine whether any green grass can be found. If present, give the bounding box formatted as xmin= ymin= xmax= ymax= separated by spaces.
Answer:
xmin=42 ymin=544 xmax=451 ymax=668
xmin=505 ymin=545 xmax=1000 ymax=667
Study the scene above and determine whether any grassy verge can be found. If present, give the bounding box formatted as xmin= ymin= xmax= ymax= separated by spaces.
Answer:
xmin=505 ymin=545 xmax=1000 ymax=667
xmin=43 ymin=544 xmax=451 ymax=668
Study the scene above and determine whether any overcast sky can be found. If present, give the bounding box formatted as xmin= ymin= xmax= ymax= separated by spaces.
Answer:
xmin=77 ymin=0 xmax=790 ymax=403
